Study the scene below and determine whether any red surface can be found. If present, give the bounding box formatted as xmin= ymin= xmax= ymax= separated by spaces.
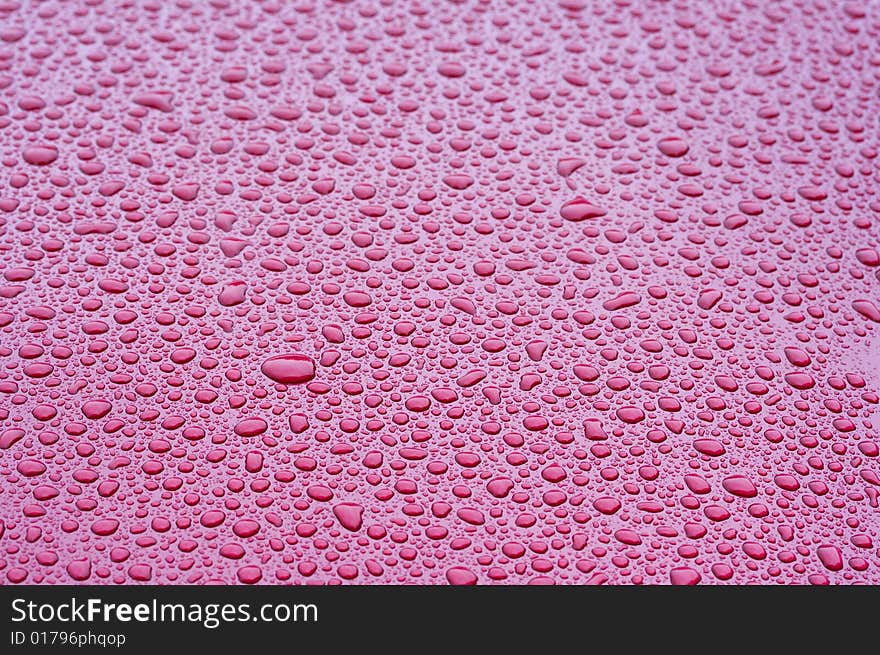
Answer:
xmin=1 ymin=1 xmax=879 ymax=584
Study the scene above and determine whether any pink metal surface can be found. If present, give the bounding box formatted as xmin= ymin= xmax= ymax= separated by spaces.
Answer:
xmin=1 ymin=0 xmax=879 ymax=585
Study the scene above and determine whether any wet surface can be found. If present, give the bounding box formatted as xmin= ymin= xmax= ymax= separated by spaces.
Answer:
xmin=0 ymin=0 xmax=879 ymax=584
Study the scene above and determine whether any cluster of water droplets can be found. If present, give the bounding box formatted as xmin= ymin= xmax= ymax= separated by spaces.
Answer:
xmin=1 ymin=0 xmax=879 ymax=584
